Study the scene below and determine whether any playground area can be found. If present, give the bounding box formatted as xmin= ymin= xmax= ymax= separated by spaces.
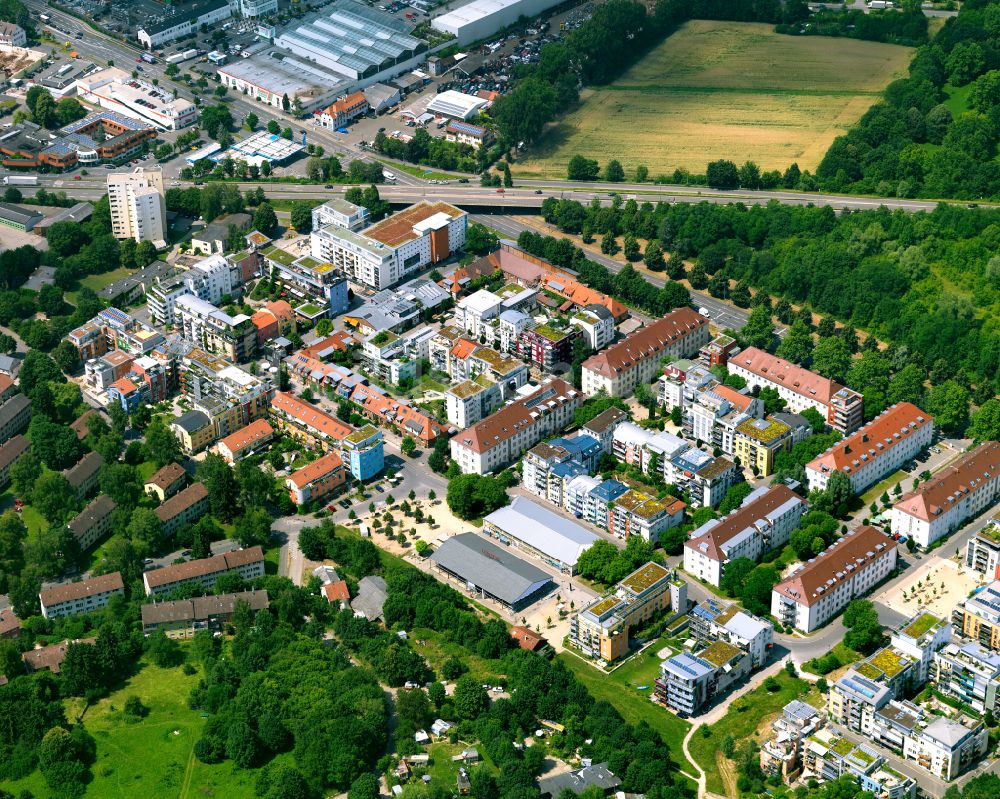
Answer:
xmin=875 ymin=555 xmax=983 ymax=618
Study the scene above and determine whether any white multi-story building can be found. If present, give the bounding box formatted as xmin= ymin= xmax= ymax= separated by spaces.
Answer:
xmin=801 ymin=728 xmax=916 ymax=799
xmin=581 ymin=308 xmax=710 ymax=397
xmin=311 ymin=198 xmax=369 ymax=233
xmin=0 ymin=22 xmax=27 ymax=47
xmin=231 ymin=0 xmax=278 ymax=17
xmin=689 ymin=597 xmax=774 ymax=668
xmin=892 ymin=440 xmax=1000 ymax=549
xmin=455 ymin=289 xmax=504 ymax=339
xmin=146 ymin=254 xmax=238 ymax=325
xmin=933 ymin=641 xmax=1000 ymax=716
xmin=39 ymin=572 xmax=125 ymax=619
xmin=571 ymin=304 xmax=615 ymax=351
xmin=311 ymin=201 xmax=467 ymax=291
xmin=137 ymin=0 xmax=232 ymax=48
xmin=75 ymin=68 xmax=197 ymax=131
xmin=806 ymin=403 xmax=934 ymax=495
xmin=684 ymin=485 xmax=806 ymax=586
xmin=107 ymin=167 xmax=166 ymax=247
xmin=727 ymin=347 xmax=865 ymax=435
xmin=965 ymin=518 xmax=1000 ymax=579
xmin=772 ymin=525 xmax=898 ymax=633
xmin=450 ymin=379 xmax=582 ymax=475
xmin=688 ymin=383 xmax=762 ymax=452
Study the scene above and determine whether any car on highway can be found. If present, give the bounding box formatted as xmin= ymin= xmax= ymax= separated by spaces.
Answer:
xmin=325 ymin=184 xmax=333 ymax=188
xmin=534 ymin=189 xmax=542 ymax=194
xmin=496 ymin=188 xmax=505 ymax=193
xmin=458 ymin=178 xmax=469 ymax=183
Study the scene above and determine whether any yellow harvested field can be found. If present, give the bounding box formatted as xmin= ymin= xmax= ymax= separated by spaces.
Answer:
xmin=517 ymin=21 xmax=914 ymax=177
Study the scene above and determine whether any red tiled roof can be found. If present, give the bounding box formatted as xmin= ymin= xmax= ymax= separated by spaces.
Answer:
xmin=39 ymin=572 xmax=124 ymax=608
xmin=145 ymin=462 xmax=186 ymax=491
xmin=731 ymin=347 xmax=842 ymax=405
xmin=322 ymin=580 xmax=351 ymax=602
xmin=454 ymin=379 xmax=579 ymax=454
xmin=510 ymin=625 xmax=545 ymax=651
xmin=539 ymin=273 xmax=627 ymax=321
xmin=265 ymin=300 xmax=294 ymax=325
xmin=450 ymin=338 xmax=478 ymax=361
xmin=288 ymin=451 xmax=344 ymax=488
xmin=0 ymin=607 xmax=20 ymax=637
xmin=713 ymin=385 xmax=754 ymax=413
xmin=218 ymin=419 xmax=273 ymax=456
xmin=251 ymin=308 xmax=277 ymax=331
xmin=109 ymin=377 xmax=138 ymax=394
xmin=894 ymin=440 xmax=1000 ymax=523
xmin=70 ymin=410 xmax=98 ymax=440
xmin=154 ymin=482 xmax=208 ymax=522
xmin=807 ymin=403 xmax=931 ymax=477
xmin=583 ymin=309 xmax=707 ymax=379
xmin=349 ymin=384 xmax=446 ymax=442
xmin=773 ymin=526 xmax=896 ymax=607
xmin=685 ymin=485 xmax=803 ymax=563
xmin=23 ymin=637 xmax=96 ymax=674
xmin=271 ymin=392 xmax=353 ymax=440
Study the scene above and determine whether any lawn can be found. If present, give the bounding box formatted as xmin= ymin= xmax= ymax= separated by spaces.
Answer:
xmin=67 ymin=266 xmax=137 ymax=306
xmin=0 ymin=658 xmax=268 ymax=799
xmin=609 ymin=635 xmax=673 ymax=689
xmin=686 ymin=670 xmax=821 ymax=797
xmin=377 ymin=160 xmax=459 ymax=182
xmin=516 ymin=21 xmax=914 ymax=177
xmin=558 ymin=650 xmax=692 ymax=770
xmin=409 ymin=627 xmax=500 ymax=682
xmin=860 ymin=469 xmax=909 ymax=506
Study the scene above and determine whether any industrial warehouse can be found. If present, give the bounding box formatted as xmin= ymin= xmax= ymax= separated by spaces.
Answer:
xmin=430 ymin=533 xmax=554 ymax=610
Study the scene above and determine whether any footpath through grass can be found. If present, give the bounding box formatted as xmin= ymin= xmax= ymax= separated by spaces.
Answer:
xmin=686 ymin=670 xmax=822 ymax=797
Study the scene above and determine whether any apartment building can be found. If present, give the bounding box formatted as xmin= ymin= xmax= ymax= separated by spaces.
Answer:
xmin=581 ymin=309 xmax=710 ymax=397
xmin=155 ymin=482 xmax=210 ymax=537
xmin=801 ymin=728 xmax=916 ymax=799
xmin=39 ymin=572 xmax=125 ymax=619
xmin=342 ymin=425 xmax=385 ymax=481
xmin=726 ymin=347 xmax=864 ymax=435
xmin=0 ymin=434 xmax=28 ymax=489
xmin=658 ymin=358 xmax=712 ymax=412
xmin=571 ymin=305 xmax=615 ymax=351
xmin=760 ymin=701 xmax=824 ymax=782
xmin=176 ymin=350 xmax=274 ymax=441
xmin=965 ymin=519 xmax=1000 ymax=579
xmin=581 ymin=406 xmax=628 ymax=455
xmin=450 ymin=379 xmax=582 ymax=475
xmin=805 ymin=403 xmax=934 ymax=495
xmin=107 ymin=167 xmax=166 ymax=246
xmin=270 ymin=391 xmax=353 ymax=451
xmin=613 ymin=422 xmax=688 ymax=476
xmin=143 ymin=462 xmax=187 ymax=501
xmin=890 ymin=611 xmax=953 ymax=684
xmin=320 ymin=91 xmax=370 ymax=128
xmin=143 ymin=546 xmax=265 ymax=596
xmin=141 ymin=590 xmax=270 ymax=638
xmin=517 ymin=323 xmax=580 ymax=372
xmin=455 ymin=289 xmax=504 ymax=338
xmin=684 ymin=485 xmax=807 ymax=586
xmin=671 ymin=448 xmax=742 ymax=510
xmin=689 ymin=597 xmax=774 ymax=668
xmin=66 ymin=307 xmax=165 ymax=362
xmin=688 ymin=382 xmax=762 ymax=454
xmin=311 ymin=198 xmax=369 ymax=233
xmin=933 ymin=642 xmax=1000 ymax=715
xmin=215 ymin=419 xmax=274 ymax=464
xmin=522 ymin=435 xmax=602 ymax=507
xmin=171 ymin=410 xmax=214 ymax=454
xmin=733 ymin=416 xmax=794 ymax=477
xmin=892 ymin=441 xmax=1000 ymax=549
xmin=608 ymin=490 xmax=685 ymax=543
xmin=67 ymin=495 xmax=117 ymax=552
xmin=655 ymin=642 xmax=751 ymax=716
xmin=175 ymin=295 xmax=256 ymax=362
xmin=772 ymin=526 xmax=898 ymax=633
xmin=565 ymin=476 xmax=627 ymax=529
xmin=0 ymin=22 xmax=26 ymax=46
xmin=569 ymin=562 xmax=686 ymax=663
xmin=147 ymin=255 xmax=238 ymax=325
xmin=286 ymin=451 xmax=347 ymax=505
xmin=63 ymin=451 xmax=103 ymax=500
xmin=952 ymin=579 xmax=1000 ymax=652
xmin=0 ymin=393 xmax=30 ymax=444
xmin=311 ymin=201 xmax=467 ymax=291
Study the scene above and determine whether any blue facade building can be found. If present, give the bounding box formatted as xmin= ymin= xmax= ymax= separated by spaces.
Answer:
xmin=344 ymin=424 xmax=385 ymax=481
xmin=328 ymin=276 xmax=350 ymax=316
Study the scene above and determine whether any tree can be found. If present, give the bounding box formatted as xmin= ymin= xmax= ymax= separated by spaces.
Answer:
xmin=146 ymin=629 xmax=183 ymax=667
xmin=740 ymin=306 xmax=775 ymax=351
xmin=453 ymin=675 xmax=489 ymax=720
xmin=926 ymin=380 xmax=971 ymax=434
xmin=144 ymin=416 xmax=182 ymax=468
xmin=400 ymin=436 xmax=416 ymax=457
xmin=810 ymin=337 xmax=852 ymax=383
xmin=605 ymin=159 xmax=624 ymax=182
xmin=253 ymin=203 xmax=278 ymax=237
xmin=718 ymin=481 xmax=753 ymax=515
xmin=843 ymin=599 xmax=883 ymax=654
xmin=197 ymin=454 xmax=239 ymax=522
xmin=349 ymin=773 xmax=380 ymax=799
xmin=446 ymin=474 xmax=508 ymax=520
xmin=289 ymin=202 xmax=313 ymax=233
xmin=706 ymin=159 xmax=739 ymax=189
xmin=969 ymin=399 xmax=1000 ymax=442
xmin=28 ymin=417 xmax=81 ymax=471
xmin=126 ymin=507 xmax=162 ymax=550
xmin=776 ymin=320 xmax=814 ymax=366
xmin=720 ymin=557 xmax=756 ymax=598
xmin=267 ymin=119 xmax=280 ymax=135
xmin=245 ymin=111 xmax=258 ymax=131
xmin=567 ymin=154 xmax=600 ymax=181
xmin=502 ymin=162 xmax=513 ymax=188
xmin=235 ymin=508 xmax=272 ymax=549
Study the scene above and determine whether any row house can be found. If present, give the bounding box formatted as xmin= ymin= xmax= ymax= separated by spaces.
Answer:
xmin=349 ymin=382 xmax=446 ymax=446
xmin=215 ymin=419 xmax=274 ymax=465
xmin=581 ymin=309 xmax=710 ymax=398
xmin=141 ymin=590 xmax=270 ymax=638
xmin=892 ymin=441 xmax=1000 ymax=549
xmin=63 ymin=452 xmax=103 ymax=500
xmin=684 ymin=485 xmax=807 ymax=586
xmin=772 ymin=526 xmax=898 ymax=633
xmin=155 ymin=482 xmax=210 ymax=538
xmin=270 ymin=391 xmax=353 ymax=451
xmin=806 ymin=403 xmax=934 ymax=495
xmin=569 ymin=562 xmax=686 ymax=663
xmin=450 ymin=379 xmax=582 ymax=475
xmin=286 ymin=451 xmax=347 ymax=505
xmin=143 ymin=546 xmax=265 ymax=596
xmin=726 ymin=347 xmax=864 ymax=435
xmin=39 ymin=572 xmax=125 ymax=620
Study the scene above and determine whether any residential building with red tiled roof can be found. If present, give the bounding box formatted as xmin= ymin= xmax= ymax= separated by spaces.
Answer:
xmin=143 ymin=462 xmax=187 ymax=501
xmin=143 ymin=547 xmax=265 ymax=596
xmin=270 ymin=391 xmax=353 ymax=450
xmin=510 ymin=625 xmax=546 ymax=651
xmin=320 ymin=91 xmax=369 ymax=128
xmin=772 ymin=526 xmax=897 ymax=632
xmin=22 ymin=637 xmax=97 ymax=675
xmin=806 ymin=403 xmax=934 ymax=495
xmin=0 ymin=607 xmax=21 ymax=639
xmin=251 ymin=308 xmax=279 ymax=346
xmin=0 ymin=433 xmax=28 ymax=489
xmin=349 ymin=383 xmax=446 ymax=446
xmin=287 ymin=451 xmax=346 ymax=505
xmin=892 ymin=441 xmax=1000 ymax=549
xmin=70 ymin=410 xmax=98 ymax=440
xmin=322 ymin=580 xmax=351 ymax=604
xmin=581 ymin=309 xmax=710 ymax=399
xmin=450 ymin=378 xmax=582 ymax=475
xmin=39 ymin=572 xmax=125 ymax=619
xmin=726 ymin=347 xmax=865 ymax=435
xmin=155 ymin=482 xmax=210 ymax=537
xmin=684 ymin=485 xmax=807 ymax=586
xmin=216 ymin=419 xmax=274 ymax=464
xmin=0 ymin=374 xmax=15 ymax=405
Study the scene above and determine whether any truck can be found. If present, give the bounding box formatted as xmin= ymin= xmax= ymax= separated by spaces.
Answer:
xmin=383 ymin=171 xmax=396 ymax=182
xmin=140 ymin=53 xmax=156 ymax=64
xmin=4 ymin=175 xmax=38 ymax=186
